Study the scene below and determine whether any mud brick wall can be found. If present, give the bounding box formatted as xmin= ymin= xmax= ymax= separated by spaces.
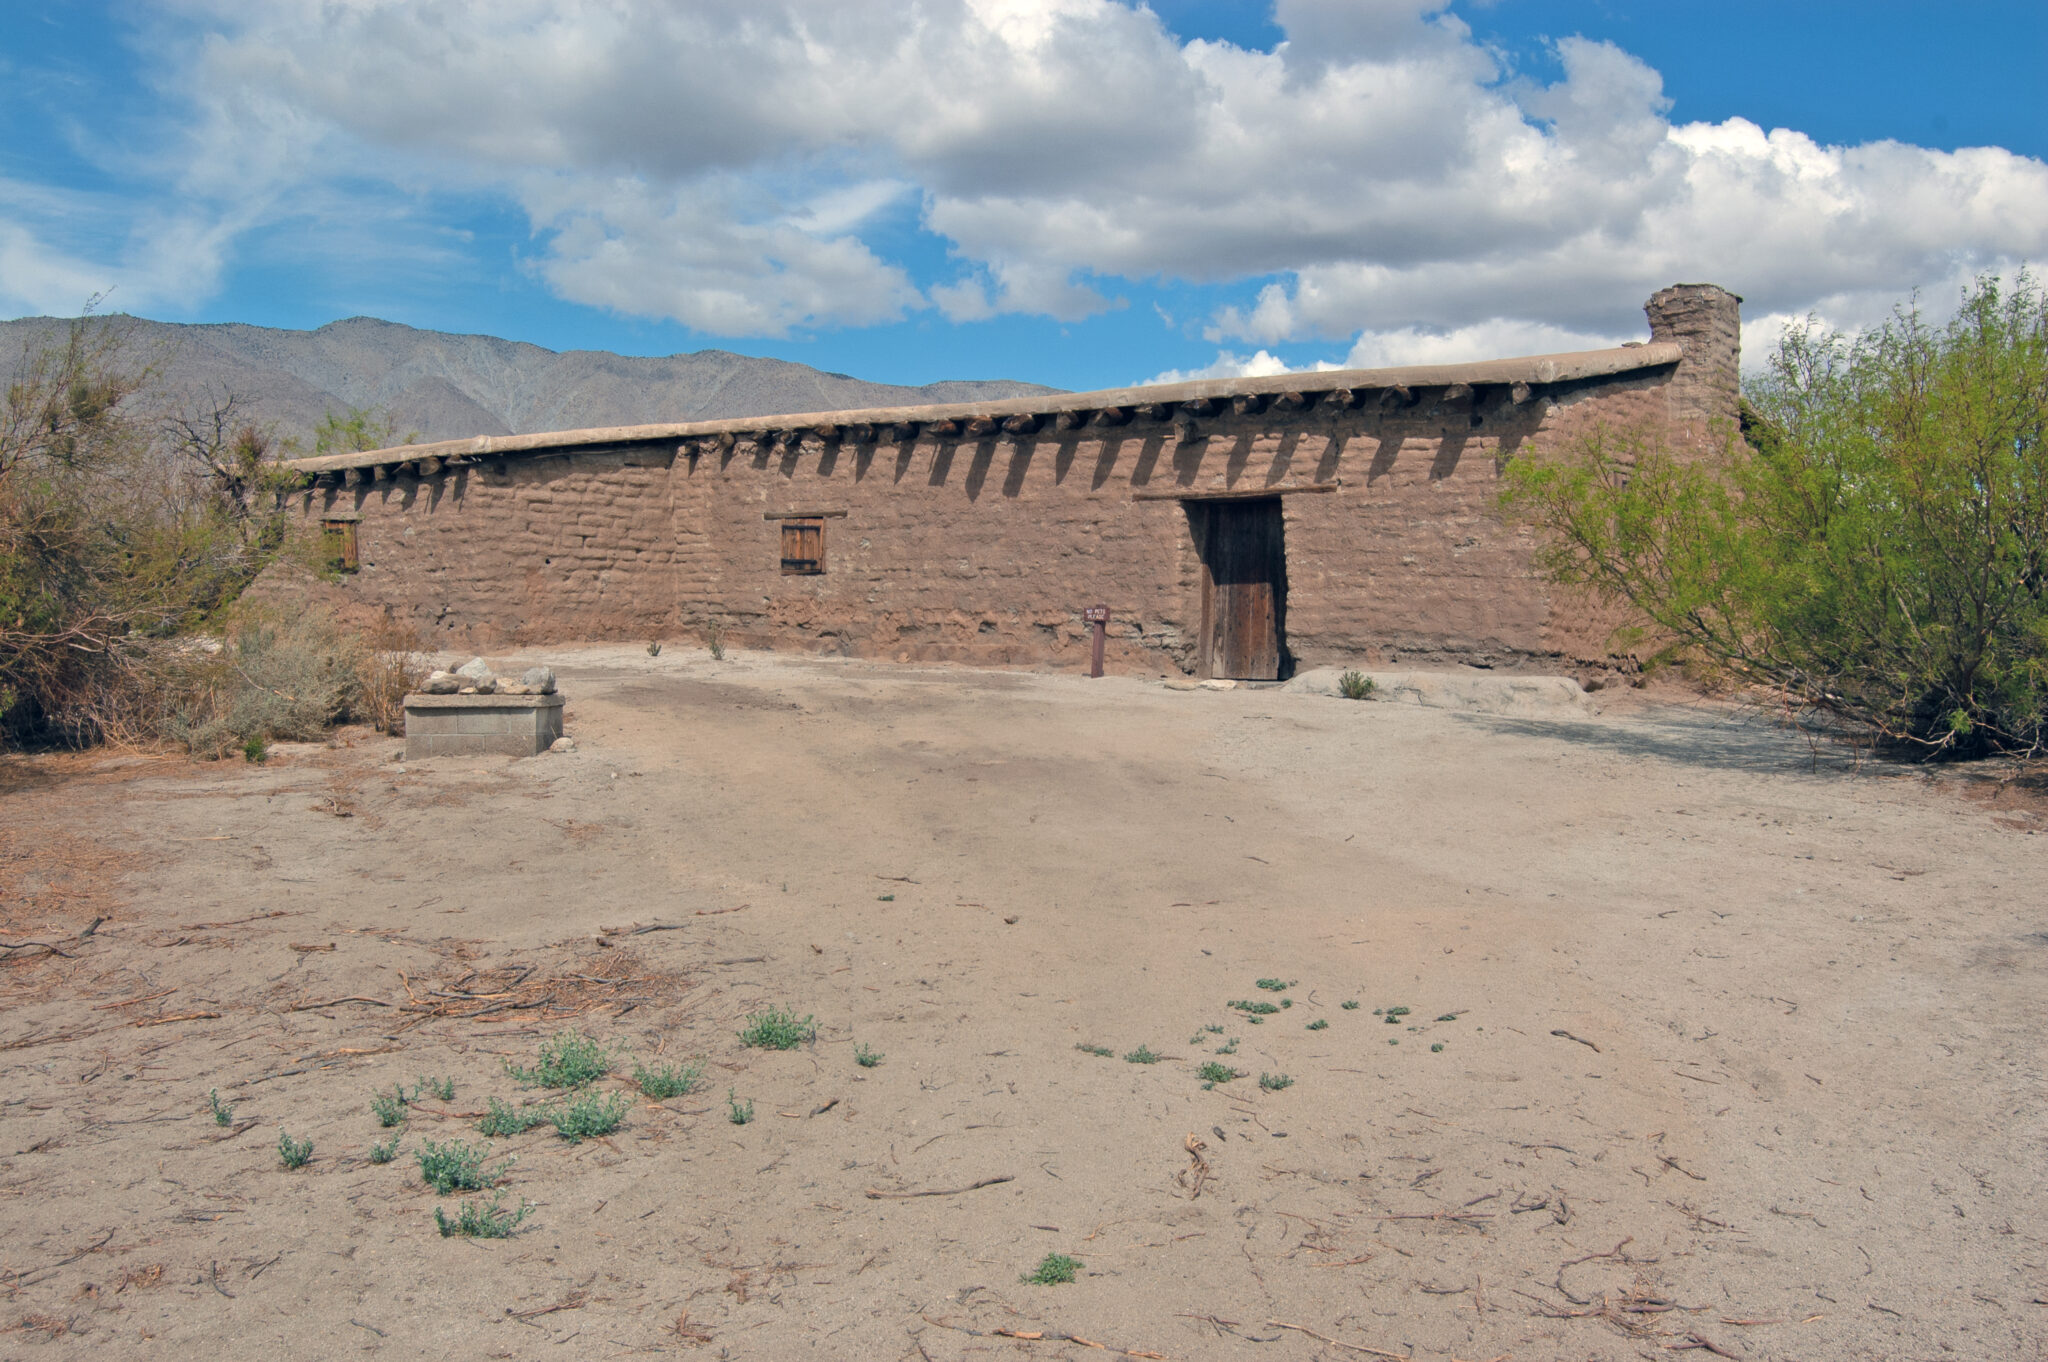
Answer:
xmin=302 ymin=445 xmax=679 ymax=645
xmin=290 ymin=286 xmax=1740 ymax=673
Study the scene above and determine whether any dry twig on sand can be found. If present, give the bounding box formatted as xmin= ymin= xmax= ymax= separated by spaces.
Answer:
xmin=864 ymin=1175 xmax=1013 ymax=1200
xmin=1263 ymin=1320 xmax=1409 ymax=1358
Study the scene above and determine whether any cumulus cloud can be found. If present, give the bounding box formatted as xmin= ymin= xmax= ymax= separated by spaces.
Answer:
xmin=1142 ymin=348 xmax=1323 ymax=385
xmin=19 ymin=0 xmax=2048 ymax=352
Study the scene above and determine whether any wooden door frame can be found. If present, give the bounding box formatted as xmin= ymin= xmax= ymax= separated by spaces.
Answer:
xmin=1189 ymin=497 xmax=1287 ymax=680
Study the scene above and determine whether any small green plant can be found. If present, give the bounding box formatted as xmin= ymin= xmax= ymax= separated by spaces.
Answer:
xmin=1338 ymin=670 xmax=1376 ymax=700
xmin=435 ymin=1196 xmax=532 ymax=1239
xmin=1023 ymin=1252 xmax=1082 ymax=1285
xmin=1075 ymin=1043 xmax=1113 ymax=1057
xmin=370 ymin=1090 xmax=408 ymax=1127
xmin=1259 ymin=1072 xmax=1294 ymax=1091
xmin=277 ymin=1131 xmax=313 ymax=1169
xmin=1341 ymin=1000 xmax=1361 ymax=1010
xmin=1430 ymin=1042 xmax=1446 ymax=1053
xmin=1255 ymin=978 xmax=1291 ymax=992
xmin=368 ymin=1135 xmax=400 ymax=1164
xmin=1306 ymin=1018 xmax=1329 ymax=1031
xmin=1388 ymin=1037 xmax=1399 ymax=1045
xmin=705 ymin=621 xmax=726 ymax=661
xmin=737 ymin=1007 xmax=816 ymax=1051
xmin=1196 ymin=1061 xmax=1240 ymax=1086
xmin=506 ymin=1031 xmax=613 ymax=1088
xmin=1436 ymin=1013 xmax=1461 ymax=1022
xmin=1202 ymin=1023 xmax=1223 ymax=1034
xmin=477 ymin=1098 xmax=548 ymax=1137
xmin=726 ymin=1090 xmax=754 ymax=1125
xmin=1382 ymin=1006 xmax=1410 ymax=1024
xmin=207 ymin=1089 xmax=234 ymax=1127
xmin=853 ymin=1043 xmax=884 ymax=1069
xmin=1280 ymin=997 xmax=1292 ymax=1008
xmin=413 ymin=1075 xmax=455 ymax=1102
xmin=647 ymin=640 xmax=663 ymax=657
xmin=1123 ymin=1045 xmax=1161 ymax=1064
xmin=1214 ymin=1037 xmax=1238 ymax=1055
xmin=242 ymin=732 xmax=269 ymax=763
xmin=416 ymin=1139 xmax=511 ymax=1194
xmin=1228 ymin=999 xmax=1280 ymax=1016
xmin=633 ymin=1061 xmax=705 ymax=1099
xmin=877 ymin=893 xmax=894 ymax=901
xmin=550 ymin=1091 xmax=630 ymax=1143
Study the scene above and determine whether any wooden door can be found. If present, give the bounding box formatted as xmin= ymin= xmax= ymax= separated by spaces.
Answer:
xmin=1195 ymin=499 xmax=1285 ymax=680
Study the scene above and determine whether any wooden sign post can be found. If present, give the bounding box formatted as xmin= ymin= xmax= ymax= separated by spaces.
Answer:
xmin=1084 ymin=604 xmax=1110 ymax=678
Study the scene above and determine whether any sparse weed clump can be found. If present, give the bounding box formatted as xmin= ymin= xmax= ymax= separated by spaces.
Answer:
xmin=413 ymin=1075 xmax=455 ymax=1102
xmin=368 ymin=1135 xmax=401 ymax=1165
xmin=1023 ymin=1253 xmax=1082 ymax=1285
xmin=1259 ymin=1072 xmax=1294 ymax=1091
xmin=370 ymin=1090 xmax=408 ymax=1128
xmin=435 ymin=1196 xmax=532 ymax=1239
xmin=1196 ymin=1062 xmax=1240 ymax=1088
xmin=1379 ymin=1006 xmax=1411 ymax=1025
xmin=1214 ymin=1037 xmax=1239 ymax=1055
xmin=1306 ymin=1018 xmax=1329 ymax=1031
xmin=726 ymin=1090 xmax=754 ymax=1125
xmin=634 ymin=1061 xmax=705 ymax=1099
xmin=1254 ymin=978 xmax=1291 ymax=992
xmin=1228 ymin=999 xmax=1280 ymax=1018
xmin=277 ymin=1131 xmax=313 ymax=1169
xmin=416 ymin=1139 xmax=511 ymax=1194
xmin=737 ymin=1007 xmax=816 ymax=1050
xmin=853 ymin=1043 xmax=884 ymax=1069
xmin=1338 ymin=670 xmax=1376 ymax=701
xmin=1123 ymin=1045 xmax=1161 ymax=1065
xmin=477 ymin=1098 xmax=548 ymax=1137
xmin=1341 ymin=1000 xmax=1361 ymax=1010
xmin=207 ymin=1089 xmax=234 ymax=1127
xmin=1075 ymin=1043 xmax=1113 ymax=1058
xmin=549 ymin=1091 xmax=630 ymax=1143
xmin=506 ymin=1031 xmax=613 ymax=1088
xmin=1431 ymin=1042 xmax=1446 ymax=1053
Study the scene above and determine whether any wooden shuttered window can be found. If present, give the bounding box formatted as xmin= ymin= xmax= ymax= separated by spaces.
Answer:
xmin=780 ymin=518 xmax=824 ymax=574
xmin=322 ymin=517 xmax=360 ymax=573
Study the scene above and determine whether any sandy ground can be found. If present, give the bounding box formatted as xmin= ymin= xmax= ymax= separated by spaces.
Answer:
xmin=1 ymin=646 xmax=2045 ymax=1362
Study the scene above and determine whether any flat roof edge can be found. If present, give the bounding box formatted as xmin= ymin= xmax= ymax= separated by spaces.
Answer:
xmin=279 ymin=341 xmax=1681 ymax=472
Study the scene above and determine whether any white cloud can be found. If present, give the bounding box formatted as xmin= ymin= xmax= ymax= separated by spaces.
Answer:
xmin=1143 ymin=349 xmax=1307 ymax=385
xmin=16 ymin=0 xmax=2045 ymax=354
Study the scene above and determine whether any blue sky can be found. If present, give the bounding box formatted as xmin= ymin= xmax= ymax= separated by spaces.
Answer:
xmin=2 ymin=1 xmax=2044 ymax=391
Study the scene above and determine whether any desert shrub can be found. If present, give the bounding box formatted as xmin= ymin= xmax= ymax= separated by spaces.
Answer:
xmin=548 ymin=1091 xmax=630 ymax=1143
xmin=354 ymin=617 xmax=429 ymax=735
xmin=1337 ymin=669 xmax=1374 ymax=700
xmin=416 ymin=1139 xmax=511 ymax=1194
xmin=0 ymin=318 xmax=343 ymax=750
xmin=1503 ymin=272 xmax=2048 ymax=757
xmin=506 ymin=1031 xmax=613 ymax=1088
xmin=737 ymin=1007 xmax=815 ymax=1050
xmin=164 ymin=609 xmax=365 ymax=757
xmin=633 ymin=1061 xmax=704 ymax=1099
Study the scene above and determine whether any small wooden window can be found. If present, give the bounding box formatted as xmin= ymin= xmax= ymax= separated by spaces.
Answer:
xmin=780 ymin=518 xmax=824 ymax=574
xmin=322 ymin=518 xmax=360 ymax=573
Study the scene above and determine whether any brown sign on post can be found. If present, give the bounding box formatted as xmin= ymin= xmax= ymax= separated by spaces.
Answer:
xmin=1083 ymin=604 xmax=1109 ymax=677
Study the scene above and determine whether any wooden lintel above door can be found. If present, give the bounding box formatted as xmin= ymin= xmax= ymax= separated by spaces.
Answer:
xmin=1131 ymin=482 xmax=1338 ymax=502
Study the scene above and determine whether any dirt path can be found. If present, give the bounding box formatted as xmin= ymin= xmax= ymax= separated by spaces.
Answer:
xmin=2 ymin=646 xmax=2043 ymax=1360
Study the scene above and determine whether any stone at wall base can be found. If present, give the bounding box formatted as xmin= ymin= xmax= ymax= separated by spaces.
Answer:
xmin=403 ymin=692 xmax=566 ymax=759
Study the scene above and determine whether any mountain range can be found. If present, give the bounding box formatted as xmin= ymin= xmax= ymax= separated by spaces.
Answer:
xmin=0 ymin=314 xmax=1058 ymax=451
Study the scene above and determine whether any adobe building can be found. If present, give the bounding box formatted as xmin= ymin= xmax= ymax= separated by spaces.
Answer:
xmin=278 ymin=284 xmax=1740 ymax=680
